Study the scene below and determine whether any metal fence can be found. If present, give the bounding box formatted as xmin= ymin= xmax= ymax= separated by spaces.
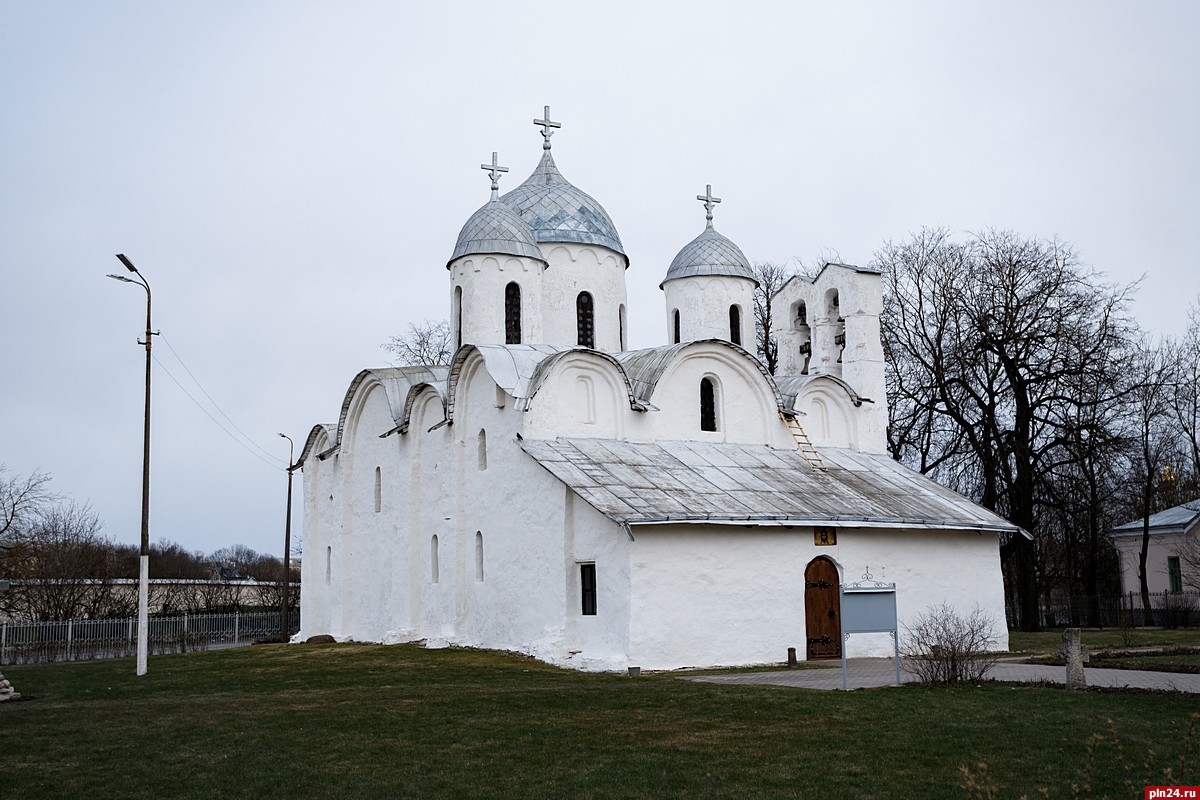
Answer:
xmin=0 ymin=610 xmax=300 ymax=665
xmin=1007 ymin=590 xmax=1200 ymax=630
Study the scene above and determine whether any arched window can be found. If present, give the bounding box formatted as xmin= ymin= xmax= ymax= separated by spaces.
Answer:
xmin=477 ymin=429 xmax=487 ymax=471
xmin=505 ymin=282 xmax=521 ymax=344
xmin=475 ymin=532 xmax=484 ymax=582
xmin=453 ymin=286 xmax=463 ymax=350
xmin=700 ymin=377 xmax=718 ymax=432
xmin=619 ymin=304 xmax=626 ymax=351
xmin=673 ymin=309 xmax=681 ymax=344
xmin=576 ymin=292 xmax=594 ymax=347
xmin=729 ymin=305 xmax=742 ymax=346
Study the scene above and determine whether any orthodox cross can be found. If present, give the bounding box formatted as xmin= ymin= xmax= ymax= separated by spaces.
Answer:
xmin=697 ymin=184 xmax=721 ymax=228
xmin=533 ymin=105 xmax=561 ymax=150
xmin=481 ymin=151 xmax=508 ymax=199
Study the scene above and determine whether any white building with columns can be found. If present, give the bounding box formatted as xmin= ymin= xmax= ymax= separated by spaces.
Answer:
xmin=295 ymin=108 xmax=1016 ymax=671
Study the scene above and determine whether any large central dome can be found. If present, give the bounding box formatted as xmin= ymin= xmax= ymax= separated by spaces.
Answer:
xmin=500 ymin=150 xmax=627 ymax=262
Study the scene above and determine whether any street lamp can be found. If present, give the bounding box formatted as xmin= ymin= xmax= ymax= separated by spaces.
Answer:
xmin=107 ymin=253 xmax=154 ymax=677
xmin=278 ymin=432 xmax=295 ymax=642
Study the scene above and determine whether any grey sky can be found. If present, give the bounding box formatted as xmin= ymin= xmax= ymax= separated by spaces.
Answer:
xmin=2 ymin=1 xmax=1197 ymax=559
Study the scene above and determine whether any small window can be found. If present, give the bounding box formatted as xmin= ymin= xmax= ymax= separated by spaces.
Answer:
xmin=577 ymin=292 xmax=594 ymax=347
xmin=454 ymin=286 xmax=463 ymax=351
xmin=475 ymin=532 xmax=484 ymax=582
xmin=1168 ymin=556 xmax=1183 ymax=594
xmin=477 ymin=429 xmax=487 ymax=471
xmin=505 ymin=282 xmax=522 ymax=344
xmin=700 ymin=377 xmax=717 ymax=432
xmin=431 ymin=535 xmax=440 ymax=584
xmin=729 ymin=305 xmax=741 ymax=346
xmin=619 ymin=304 xmax=626 ymax=351
xmin=673 ymin=309 xmax=681 ymax=345
xmin=374 ymin=466 xmax=381 ymax=513
xmin=580 ymin=563 xmax=597 ymax=615
xmin=325 ymin=546 xmax=332 ymax=586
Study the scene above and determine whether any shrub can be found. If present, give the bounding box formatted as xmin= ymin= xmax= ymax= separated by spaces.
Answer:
xmin=901 ymin=602 xmax=1001 ymax=684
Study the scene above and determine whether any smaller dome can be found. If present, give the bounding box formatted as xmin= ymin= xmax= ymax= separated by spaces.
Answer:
xmin=661 ymin=226 xmax=757 ymax=288
xmin=448 ymin=200 xmax=546 ymax=269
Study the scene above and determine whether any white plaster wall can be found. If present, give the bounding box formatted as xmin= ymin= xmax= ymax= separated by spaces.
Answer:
xmin=298 ymin=431 xmax=335 ymax=639
xmin=793 ymin=383 xmax=858 ymax=450
xmin=662 ymin=275 xmax=757 ymax=345
xmin=522 ymin=356 xmax=628 ymax=441
xmin=339 ymin=381 xmax=404 ymax=643
xmin=627 ymin=524 xmax=1008 ymax=669
xmin=834 ymin=528 xmax=1010 ymax=656
xmin=539 ymin=244 xmax=627 ymax=351
xmin=450 ymin=255 xmax=544 ymax=347
xmin=628 ymin=526 xmax=811 ymax=669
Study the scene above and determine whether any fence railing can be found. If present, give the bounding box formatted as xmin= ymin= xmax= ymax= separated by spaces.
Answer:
xmin=1006 ymin=590 xmax=1200 ymax=630
xmin=0 ymin=610 xmax=301 ymax=665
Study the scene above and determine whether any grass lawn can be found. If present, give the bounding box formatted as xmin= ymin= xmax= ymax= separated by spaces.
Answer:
xmin=3 ymin=643 xmax=1199 ymax=799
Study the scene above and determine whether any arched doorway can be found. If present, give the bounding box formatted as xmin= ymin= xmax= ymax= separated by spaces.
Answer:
xmin=805 ymin=556 xmax=841 ymax=659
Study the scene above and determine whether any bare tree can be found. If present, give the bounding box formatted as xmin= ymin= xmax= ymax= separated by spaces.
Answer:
xmin=7 ymin=500 xmax=116 ymax=621
xmin=1125 ymin=340 xmax=1181 ymax=627
xmin=1 ymin=465 xmax=54 ymax=545
xmin=382 ymin=319 xmax=452 ymax=367
xmin=1170 ymin=296 xmax=1200 ymax=487
xmin=877 ymin=228 xmax=1138 ymax=631
xmin=752 ymin=261 xmax=796 ymax=374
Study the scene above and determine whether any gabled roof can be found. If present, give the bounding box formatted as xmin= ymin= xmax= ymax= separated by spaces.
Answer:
xmin=1111 ymin=500 xmax=1200 ymax=536
xmin=520 ymin=437 xmax=1019 ymax=534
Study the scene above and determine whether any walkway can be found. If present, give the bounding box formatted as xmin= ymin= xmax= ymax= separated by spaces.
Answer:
xmin=685 ymin=657 xmax=1200 ymax=693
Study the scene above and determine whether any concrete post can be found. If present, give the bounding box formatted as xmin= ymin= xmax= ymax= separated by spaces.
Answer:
xmin=1062 ymin=627 xmax=1088 ymax=690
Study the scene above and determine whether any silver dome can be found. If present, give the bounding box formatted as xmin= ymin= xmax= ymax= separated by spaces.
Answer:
xmin=500 ymin=150 xmax=627 ymax=260
xmin=448 ymin=200 xmax=546 ymax=268
xmin=661 ymin=225 xmax=757 ymax=287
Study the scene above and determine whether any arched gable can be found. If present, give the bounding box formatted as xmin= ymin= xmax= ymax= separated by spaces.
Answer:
xmin=296 ymin=423 xmax=337 ymax=467
xmin=333 ymin=367 xmax=441 ymax=451
xmin=617 ymin=340 xmax=786 ymax=414
xmin=522 ymin=350 xmax=636 ymax=438
xmin=793 ymin=377 xmax=860 ymax=449
xmin=643 ymin=340 xmax=788 ymax=444
xmin=396 ymin=382 xmax=447 ymax=435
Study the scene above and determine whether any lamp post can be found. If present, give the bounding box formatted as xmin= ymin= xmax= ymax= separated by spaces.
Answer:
xmin=107 ymin=254 xmax=154 ymax=676
xmin=277 ymin=433 xmax=295 ymax=642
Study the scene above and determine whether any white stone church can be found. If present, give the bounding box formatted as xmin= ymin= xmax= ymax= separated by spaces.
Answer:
xmin=295 ymin=109 xmax=1016 ymax=671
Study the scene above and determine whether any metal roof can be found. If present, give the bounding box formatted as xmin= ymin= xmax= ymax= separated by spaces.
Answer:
xmin=1111 ymin=500 xmax=1200 ymax=535
xmin=500 ymin=150 xmax=627 ymax=259
xmin=520 ymin=437 xmax=1019 ymax=533
xmin=661 ymin=225 xmax=757 ymax=287
xmin=448 ymin=199 xmax=546 ymax=267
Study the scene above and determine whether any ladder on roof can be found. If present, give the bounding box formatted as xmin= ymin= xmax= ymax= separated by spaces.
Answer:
xmin=783 ymin=413 xmax=826 ymax=471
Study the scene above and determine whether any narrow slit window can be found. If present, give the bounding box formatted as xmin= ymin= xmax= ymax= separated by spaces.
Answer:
xmin=431 ymin=535 xmax=440 ymax=584
xmin=1168 ymin=556 xmax=1182 ymax=594
xmin=580 ymin=563 xmax=597 ymax=615
xmin=576 ymin=292 xmax=594 ymax=347
xmin=673 ymin=309 xmax=681 ymax=344
xmin=475 ymin=532 xmax=484 ymax=582
xmin=325 ymin=546 xmax=332 ymax=586
xmin=505 ymin=282 xmax=522 ymax=344
xmin=374 ymin=466 xmax=381 ymax=513
xmin=729 ymin=305 xmax=741 ymax=346
xmin=700 ymin=377 xmax=717 ymax=432
xmin=619 ymin=304 xmax=626 ymax=351
xmin=477 ymin=429 xmax=487 ymax=471
xmin=453 ymin=286 xmax=463 ymax=351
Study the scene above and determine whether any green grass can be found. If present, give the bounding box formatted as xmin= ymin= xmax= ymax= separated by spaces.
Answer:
xmin=1008 ymin=627 xmax=1200 ymax=655
xmin=4 ymin=644 xmax=1199 ymax=799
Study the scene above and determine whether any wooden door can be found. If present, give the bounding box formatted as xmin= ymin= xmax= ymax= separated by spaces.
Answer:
xmin=805 ymin=557 xmax=842 ymax=659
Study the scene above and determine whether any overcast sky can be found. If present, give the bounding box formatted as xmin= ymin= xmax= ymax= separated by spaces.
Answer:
xmin=2 ymin=1 xmax=1197 ymax=560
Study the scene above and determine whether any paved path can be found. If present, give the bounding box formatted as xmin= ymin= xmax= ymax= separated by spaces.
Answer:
xmin=685 ymin=657 xmax=1200 ymax=693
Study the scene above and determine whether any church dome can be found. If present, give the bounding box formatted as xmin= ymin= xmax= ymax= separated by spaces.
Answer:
xmin=448 ymin=199 xmax=546 ymax=268
xmin=661 ymin=225 xmax=756 ymax=287
xmin=500 ymin=150 xmax=627 ymax=260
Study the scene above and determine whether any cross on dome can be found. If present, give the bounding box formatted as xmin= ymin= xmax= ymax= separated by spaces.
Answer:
xmin=481 ymin=151 xmax=509 ymax=199
xmin=697 ymin=184 xmax=721 ymax=229
xmin=533 ymin=105 xmax=561 ymax=150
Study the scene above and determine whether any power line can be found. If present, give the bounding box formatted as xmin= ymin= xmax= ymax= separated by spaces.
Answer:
xmin=149 ymin=348 xmax=282 ymax=471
